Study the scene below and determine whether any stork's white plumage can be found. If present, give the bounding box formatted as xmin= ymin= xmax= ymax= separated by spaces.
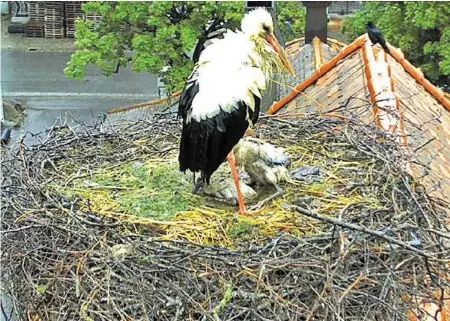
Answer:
xmin=178 ymin=8 xmax=295 ymax=215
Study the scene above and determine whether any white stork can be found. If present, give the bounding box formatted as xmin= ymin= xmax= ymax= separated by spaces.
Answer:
xmin=178 ymin=8 xmax=295 ymax=216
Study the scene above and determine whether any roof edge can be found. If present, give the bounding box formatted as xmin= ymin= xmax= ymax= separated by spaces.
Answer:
xmin=108 ymin=91 xmax=181 ymax=115
xmin=285 ymin=37 xmax=305 ymax=47
xmin=285 ymin=37 xmax=347 ymax=49
xmin=267 ymin=34 xmax=367 ymax=115
xmin=388 ymin=45 xmax=450 ymax=112
xmin=270 ymin=35 xmax=450 ymax=115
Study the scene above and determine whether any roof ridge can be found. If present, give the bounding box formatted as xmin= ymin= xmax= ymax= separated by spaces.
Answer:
xmin=362 ymin=41 xmax=403 ymax=138
xmin=267 ymin=34 xmax=367 ymax=115
xmin=285 ymin=37 xmax=347 ymax=49
xmin=361 ymin=40 xmax=413 ymax=174
xmin=269 ymin=35 xmax=450 ymax=115
xmin=388 ymin=45 xmax=450 ymax=112
xmin=312 ymin=37 xmax=324 ymax=71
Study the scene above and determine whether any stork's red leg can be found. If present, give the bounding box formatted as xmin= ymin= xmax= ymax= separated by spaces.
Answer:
xmin=227 ymin=152 xmax=251 ymax=216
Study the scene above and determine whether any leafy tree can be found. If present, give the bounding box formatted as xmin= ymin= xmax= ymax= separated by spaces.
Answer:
xmin=277 ymin=2 xmax=306 ymax=43
xmin=64 ymin=1 xmax=305 ymax=93
xmin=342 ymin=2 xmax=450 ymax=86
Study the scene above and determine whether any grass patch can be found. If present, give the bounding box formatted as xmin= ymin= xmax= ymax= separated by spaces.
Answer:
xmin=51 ymin=136 xmax=385 ymax=247
xmin=54 ymin=159 xmax=204 ymax=221
xmin=228 ymin=219 xmax=255 ymax=240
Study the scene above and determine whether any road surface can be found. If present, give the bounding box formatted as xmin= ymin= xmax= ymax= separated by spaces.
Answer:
xmin=1 ymin=51 xmax=160 ymax=142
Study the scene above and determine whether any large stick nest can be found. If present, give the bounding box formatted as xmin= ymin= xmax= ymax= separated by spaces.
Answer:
xmin=1 ymin=110 xmax=449 ymax=320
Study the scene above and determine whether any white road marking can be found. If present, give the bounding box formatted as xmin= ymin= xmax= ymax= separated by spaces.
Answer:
xmin=2 ymin=92 xmax=159 ymax=99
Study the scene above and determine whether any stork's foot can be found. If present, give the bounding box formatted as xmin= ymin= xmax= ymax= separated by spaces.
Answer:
xmin=237 ymin=192 xmax=263 ymax=216
xmin=192 ymin=179 xmax=204 ymax=194
xmin=202 ymin=177 xmax=256 ymax=206
xmin=238 ymin=207 xmax=264 ymax=217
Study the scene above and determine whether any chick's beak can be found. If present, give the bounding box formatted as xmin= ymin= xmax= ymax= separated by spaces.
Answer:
xmin=266 ymin=34 xmax=296 ymax=76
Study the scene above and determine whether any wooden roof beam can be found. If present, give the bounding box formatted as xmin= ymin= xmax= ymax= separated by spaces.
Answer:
xmin=267 ymin=34 xmax=367 ymax=115
xmin=312 ymin=36 xmax=323 ymax=71
xmin=388 ymin=45 xmax=450 ymax=112
xmin=362 ymin=40 xmax=413 ymax=174
xmin=362 ymin=41 xmax=400 ymax=134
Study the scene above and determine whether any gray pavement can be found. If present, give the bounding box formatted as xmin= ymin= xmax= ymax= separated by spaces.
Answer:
xmin=1 ymin=51 xmax=160 ymax=145
xmin=1 ymin=52 xmax=158 ymax=95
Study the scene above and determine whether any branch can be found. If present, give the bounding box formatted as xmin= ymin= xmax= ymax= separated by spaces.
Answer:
xmin=0 ymin=225 xmax=45 ymax=234
xmin=290 ymin=205 xmax=431 ymax=258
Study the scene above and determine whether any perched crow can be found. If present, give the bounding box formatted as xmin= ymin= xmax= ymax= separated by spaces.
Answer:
xmin=367 ymin=22 xmax=390 ymax=54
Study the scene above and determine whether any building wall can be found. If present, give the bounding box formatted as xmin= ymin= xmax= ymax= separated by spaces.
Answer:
xmin=329 ymin=1 xmax=362 ymax=15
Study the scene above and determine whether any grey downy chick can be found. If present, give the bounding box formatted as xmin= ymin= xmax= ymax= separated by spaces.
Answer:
xmin=233 ymin=137 xmax=291 ymax=186
xmin=233 ymin=137 xmax=291 ymax=210
xmin=195 ymin=164 xmax=257 ymax=205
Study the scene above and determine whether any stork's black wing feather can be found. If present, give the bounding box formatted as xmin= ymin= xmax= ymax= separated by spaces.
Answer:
xmin=248 ymin=95 xmax=261 ymax=125
xmin=178 ymin=67 xmax=200 ymax=120
xmin=192 ymin=28 xmax=227 ymax=64
xmin=179 ymin=100 xmax=255 ymax=184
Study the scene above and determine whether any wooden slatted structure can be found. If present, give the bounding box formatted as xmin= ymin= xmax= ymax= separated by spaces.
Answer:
xmin=85 ymin=13 xmax=102 ymax=31
xmin=24 ymin=21 xmax=45 ymax=38
xmin=65 ymin=1 xmax=84 ymax=38
xmin=44 ymin=2 xmax=64 ymax=38
xmin=28 ymin=1 xmax=45 ymax=23
xmin=269 ymin=34 xmax=450 ymax=206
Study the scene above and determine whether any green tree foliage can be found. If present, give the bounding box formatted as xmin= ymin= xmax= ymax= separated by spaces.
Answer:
xmin=277 ymin=2 xmax=306 ymax=43
xmin=342 ymin=2 xmax=450 ymax=85
xmin=64 ymin=2 xmax=305 ymax=93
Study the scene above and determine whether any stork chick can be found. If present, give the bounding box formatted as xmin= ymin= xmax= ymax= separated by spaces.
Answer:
xmin=234 ymin=137 xmax=291 ymax=210
xmin=196 ymin=138 xmax=290 ymax=208
xmin=178 ymin=8 xmax=295 ymax=216
xmin=199 ymin=165 xmax=257 ymax=205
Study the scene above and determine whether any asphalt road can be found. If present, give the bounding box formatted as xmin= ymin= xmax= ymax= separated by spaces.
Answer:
xmin=1 ymin=51 xmax=160 ymax=140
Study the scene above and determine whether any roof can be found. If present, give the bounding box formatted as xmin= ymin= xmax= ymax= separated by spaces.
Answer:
xmin=269 ymin=35 xmax=450 ymax=203
xmin=106 ymin=92 xmax=181 ymax=123
xmin=278 ymin=37 xmax=346 ymax=99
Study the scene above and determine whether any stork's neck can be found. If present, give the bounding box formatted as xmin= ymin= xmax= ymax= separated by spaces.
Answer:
xmin=249 ymin=36 xmax=282 ymax=78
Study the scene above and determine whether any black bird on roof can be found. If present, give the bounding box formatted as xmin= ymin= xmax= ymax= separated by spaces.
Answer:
xmin=367 ymin=22 xmax=390 ymax=54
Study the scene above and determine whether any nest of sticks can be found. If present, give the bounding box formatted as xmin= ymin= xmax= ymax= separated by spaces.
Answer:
xmin=1 ymin=108 xmax=449 ymax=320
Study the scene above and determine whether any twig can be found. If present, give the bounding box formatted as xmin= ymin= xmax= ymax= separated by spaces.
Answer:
xmin=425 ymin=228 xmax=450 ymax=239
xmin=290 ymin=205 xmax=431 ymax=258
xmin=338 ymin=273 xmax=365 ymax=303
xmin=2 ymin=110 xmax=448 ymax=320
xmin=0 ymin=225 xmax=45 ymax=234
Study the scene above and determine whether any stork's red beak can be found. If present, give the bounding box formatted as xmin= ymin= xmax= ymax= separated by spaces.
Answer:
xmin=266 ymin=34 xmax=296 ymax=76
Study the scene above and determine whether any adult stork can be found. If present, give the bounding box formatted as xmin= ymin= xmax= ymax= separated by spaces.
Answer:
xmin=178 ymin=8 xmax=295 ymax=215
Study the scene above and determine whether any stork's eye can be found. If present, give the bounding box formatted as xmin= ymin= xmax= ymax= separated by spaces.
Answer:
xmin=262 ymin=24 xmax=270 ymax=33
